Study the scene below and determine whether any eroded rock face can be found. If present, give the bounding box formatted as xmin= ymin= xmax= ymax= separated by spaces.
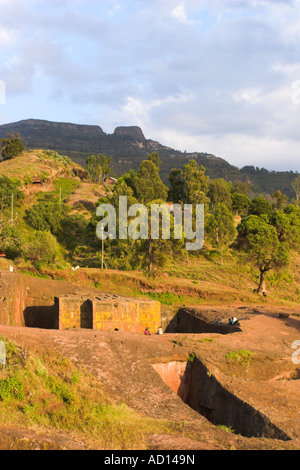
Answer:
xmin=152 ymin=362 xmax=191 ymax=403
xmin=152 ymin=357 xmax=292 ymax=441
xmin=0 ymin=272 xmax=27 ymax=327
xmin=113 ymin=126 xmax=146 ymax=141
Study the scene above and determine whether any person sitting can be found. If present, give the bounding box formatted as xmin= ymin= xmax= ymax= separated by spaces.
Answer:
xmin=144 ymin=328 xmax=151 ymax=336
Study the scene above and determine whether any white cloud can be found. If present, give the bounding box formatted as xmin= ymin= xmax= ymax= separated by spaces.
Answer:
xmin=171 ymin=3 xmax=193 ymax=24
xmin=152 ymin=130 xmax=300 ymax=172
xmin=0 ymin=29 xmax=18 ymax=46
xmin=0 ymin=80 xmax=6 ymax=105
xmin=118 ymin=92 xmax=195 ymax=129
xmin=232 ymin=88 xmax=263 ymax=104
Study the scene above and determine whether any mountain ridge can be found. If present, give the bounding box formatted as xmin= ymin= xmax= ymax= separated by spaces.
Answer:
xmin=0 ymin=118 xmax=298 ymax=198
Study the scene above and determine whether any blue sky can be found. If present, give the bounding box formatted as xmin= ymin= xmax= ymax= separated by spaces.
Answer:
xmin=0 ymin=0 xmax=299 ymax=171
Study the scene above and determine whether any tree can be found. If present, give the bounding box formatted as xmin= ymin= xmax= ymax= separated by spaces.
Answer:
xmin=272 ymin=190 xmax=288 ymax=210
xmin=110 ymin=181 xmax=138 ymax=209
xmin=116 ymin=169 xmax=138 ymax=194
xmin=142 ymin=200 xmax=184 ymax=272
xmin=182 ymin=160 xmax=210 ymax=206
xmin=115 ymin=161 xmax=170 ymax=271
xmin=292 ymin=175 xmax=300 ymax=204
xmin=271 ymin=205 xmax=300 ymax=248
xmin=208 ymin=178 xmax=232 ymax=210
xmin=87 ymin=181 xmax=141 ymax=268
xmin=0 ymin=214 xmax=23 ymax=259
xmin=231 ymin=192 xmax=251 ymax=217
xmin=235 ymin=208 xmax=299 ymax=295
xmin=249 ymin=196 xmax=273 ymax=219
xmin=86 ymin=154 xmax=112 ymax=183
xmin=26 ymin=199 xmax=64 ymax=235
xmin=168 ymin=168 xmax=185 ymax=203
xmin=0 ymin=134 xmax=24 ymax=160
xmin=147 ymin=152 xmax=162 ymax=169
xmin=0 ymin=176 xmax=24 ymax=211
xmin=91 ymin=168 xmax=184 ymax=271
xmin=0 ymin=224 xmax=23 ymax=259
xmin=206 ymin=203 xmax=236 ymax=265
xmin=168 ymin=160 xmax=210 ymax=206
xmin=0 ymin=176 xmax=24 ymax=257
xmin=234 ymin=180 xmax=251 ymax=196
xmin=25 ymin=231 xmax=63 ymax=270
xmin=134 ymin=160 xmax=168 ymax=204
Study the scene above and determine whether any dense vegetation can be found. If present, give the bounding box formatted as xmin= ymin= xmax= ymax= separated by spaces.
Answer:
xmin=0 ymin=136 xmax=299 ymax=298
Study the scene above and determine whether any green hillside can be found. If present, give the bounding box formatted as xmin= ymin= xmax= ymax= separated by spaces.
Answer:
xmin=0 ymin=146 xmax=299 ymax=308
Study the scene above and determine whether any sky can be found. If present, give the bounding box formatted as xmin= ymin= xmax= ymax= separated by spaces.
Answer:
xmin=0 ymin=0 xmax=299 ymax=171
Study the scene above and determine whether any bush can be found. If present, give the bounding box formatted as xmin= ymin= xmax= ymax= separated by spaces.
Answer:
xmin=0 ymin=175 xmax=24 ymax=208
xmin=24 ymin=231 xmax=63 ymax=270
xmin=44 ymin=151 xmax=72 ymax=167
xmin=0 ymin=135 xmax=24 ymax=160
xmin=0 ymin=377 xmax=24 ymax=401
xmin=0 ymin=225 xmax=24 ymax=259
xmin=26 ymin=199 xmax=63 ymax=234
xmin=225 ymin=350 xmax=255 ymax=365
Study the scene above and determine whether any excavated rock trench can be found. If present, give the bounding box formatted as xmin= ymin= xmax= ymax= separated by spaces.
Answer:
xmin=153 ymin=309 xmax=298 ymax=441
xmin=152 ymin=358 xmax=291 ymax=441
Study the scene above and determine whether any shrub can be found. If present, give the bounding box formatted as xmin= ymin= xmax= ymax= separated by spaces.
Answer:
xmin=44 ymin=151 xmax=72 ymax=167
xmin=0 ymin=175 xmax=24 ymax=208
xmin=0 ymin=376 xmax=24 ymax=401
xmin=24 ymin=231 xmax=63 ymax=270
xmin=0 ymin=135 xmax=24 ymax=160
xmin=26 ymin=200 xmax=63 ymax=234
xmin=225 ymin=350 xmax=255 ymax=365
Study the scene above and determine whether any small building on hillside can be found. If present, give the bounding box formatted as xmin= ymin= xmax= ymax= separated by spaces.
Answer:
xmin=104 ymin=177 xmax=117 ymax=185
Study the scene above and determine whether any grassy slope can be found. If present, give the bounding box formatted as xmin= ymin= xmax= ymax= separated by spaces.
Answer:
xmin=0 ymin=149 xmax=106 ymax=214
xmin=53 ymin=250 xmax=300 ymax=308
xmin=0 ymin=337 xmax=175 ymax=450
xmin=0 ymin=149 xmax=73 ymax=181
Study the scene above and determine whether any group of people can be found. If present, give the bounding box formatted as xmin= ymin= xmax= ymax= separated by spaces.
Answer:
xmin=228 ymin=317 xmax=240 ymax=326
xmin=115 ymin=327 xmax=162 ymax=335
xmin=144 ymin=326 xmax=163 ymax=336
